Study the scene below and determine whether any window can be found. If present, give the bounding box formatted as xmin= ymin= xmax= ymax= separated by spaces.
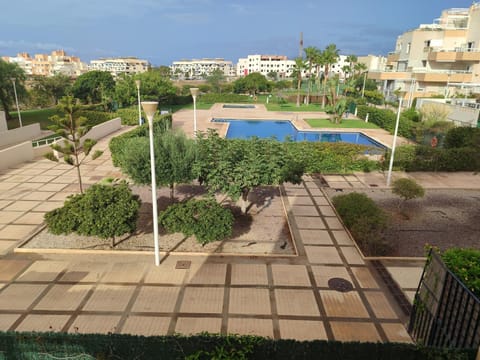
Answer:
xmin=406 ymin=43 xmax=411 ymax=54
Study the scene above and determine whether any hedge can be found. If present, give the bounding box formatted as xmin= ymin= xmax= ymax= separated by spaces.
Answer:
xmin=199 ymin=93 xmax=251 ymax=104
xmin=357 ymin=105 xmax=416 ymax=139
xmin=79 ymin=110 xmax=115 ymax=128
xmin=0 ymin=332 xmax=475 ymax=360
xmin=390 ymin=145 xmax=480 ymax=172
xmin=285 ymin=141 xmax=381 ymax=174
xmin=115 ymin=108 xmax=174 ymax=126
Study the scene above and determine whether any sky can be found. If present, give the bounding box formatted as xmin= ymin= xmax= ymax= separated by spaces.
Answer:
xmin=0 ymin=0 xmax=476 ymax=66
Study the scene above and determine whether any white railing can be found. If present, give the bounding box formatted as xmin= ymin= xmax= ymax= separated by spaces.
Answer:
xmin=32 ymin=136 xmax=63 ymax=148
xmin=430 ymin=47 xmax=480 ymax=53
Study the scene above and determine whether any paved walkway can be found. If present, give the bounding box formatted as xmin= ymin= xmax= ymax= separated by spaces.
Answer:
xmin=0 ymin=125 xmax=412 ymax=342
xmin=4 ymin=106 xmax=476 ymax=341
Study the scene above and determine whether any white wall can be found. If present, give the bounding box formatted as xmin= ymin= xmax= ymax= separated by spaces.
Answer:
xmin=0 ymin=123 xmax=41 ymax=148
xmin=0 ymin=111 xmax=7 ymax=132
xmin=80 ymin=117 xmax=121 ymax=145
xmin=0 ymin=142 xmax=34 ymax=170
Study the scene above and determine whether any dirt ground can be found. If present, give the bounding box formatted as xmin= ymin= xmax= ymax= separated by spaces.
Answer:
xmin=324 ymin=188 xmax=480 ymax=257
xmin=25 ymin=184 xmax=295 ymax=255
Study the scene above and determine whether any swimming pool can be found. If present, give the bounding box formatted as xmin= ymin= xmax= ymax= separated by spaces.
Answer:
xmin=212 ymin=119 xmax=386 ymax=149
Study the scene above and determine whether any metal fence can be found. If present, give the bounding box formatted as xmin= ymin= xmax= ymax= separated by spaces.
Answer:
xmin=408 ymin=250 xmax=480 ymax=349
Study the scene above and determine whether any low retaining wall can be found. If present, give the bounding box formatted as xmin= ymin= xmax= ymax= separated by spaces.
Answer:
xmin=0 ymin=118 xmax=123 ymax=170
xmin=0 ymin=123 xmax=41 ymax=148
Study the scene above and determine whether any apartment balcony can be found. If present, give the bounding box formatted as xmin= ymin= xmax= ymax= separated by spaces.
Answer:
xmin=387 ymin=52 xmax=399 ymax=63
xmin=368 ymin=70 xmax=410 ymax=81
xmin=428 ymin=48 xmax=480 ymax=62
xmin=413 ymin=70 xmax=472 ymax=83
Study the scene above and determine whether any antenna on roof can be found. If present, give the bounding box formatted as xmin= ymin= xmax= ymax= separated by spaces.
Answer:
xmin=299 ymin=32 xmax=304 ymax=58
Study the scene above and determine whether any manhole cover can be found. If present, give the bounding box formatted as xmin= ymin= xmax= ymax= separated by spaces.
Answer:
xmin=328 ymin=277 xmax=354 ymax=292
xmin=175 ymin=260 xmax=191 ymax=269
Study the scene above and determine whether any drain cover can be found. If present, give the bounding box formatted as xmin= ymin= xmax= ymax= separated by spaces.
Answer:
xmin=328 ymin=277 xmax=354 ymax=292
xmin=175 ymin=260 xmax=191 ymax=269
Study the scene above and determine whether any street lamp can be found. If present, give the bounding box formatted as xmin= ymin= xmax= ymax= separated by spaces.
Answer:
xmin=361 ymin=72 xmax=367 ymax=98
xmin=190 ymin=87 xmax=199 ymax=136
xmin=135 ymin=80 xmax=142 ymax=126
xmin=386 ymin=98 xmax=403 ymax=187
xmin=10 ymin=78 xmax=22 ymax=127
xmin=141 ymin=101 xmax=161 ymax=266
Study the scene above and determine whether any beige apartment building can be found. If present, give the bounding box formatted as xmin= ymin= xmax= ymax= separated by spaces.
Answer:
xmin=1 ymin=50 xmax=88 ymax=77
xmin=370 ymin=3 xmax=480 ymax=102
xmin=171 ymin=58 xmax=235 ymax=79
xmin=89 ymin=57 xmax=150 ymax=78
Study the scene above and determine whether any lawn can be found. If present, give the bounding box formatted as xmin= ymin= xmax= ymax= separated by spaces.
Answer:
xmin=265 ymin=103 xmax=323 ymax=112
xmin=306 ymin=118 xmax=380 ymax=129
xmin=8 ymin=108 xmax=61 ymax=130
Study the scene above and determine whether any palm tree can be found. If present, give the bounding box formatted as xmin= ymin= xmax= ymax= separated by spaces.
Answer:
xmin=292 ymin=58 xmax=306 ymax=107
xmin=320 ymin=44 xmax=340 ymax=106
xmin=345 ymin=55 xmax=358 ymax=80
xmin=304 ymin=46 xmax=320 ymax=105
xmin=354 ymin=62 xmax=367 ymax=79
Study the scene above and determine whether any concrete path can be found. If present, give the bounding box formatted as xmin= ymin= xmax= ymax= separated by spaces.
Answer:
xmin=0 ymin=124 xmax=412 ymax=341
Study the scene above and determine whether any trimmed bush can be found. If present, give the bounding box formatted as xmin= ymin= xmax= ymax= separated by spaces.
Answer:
xmin=332 ymin=192 xmax=389 ymax=256
xmin=442 ymin=248 xmax=480 ymax=298
xmin=78 ymin=110 xmax=114 ymax=127
xmin=444 ymin=127 xmax=480 ymax=149
xmin=392 ymin=178 xmax=425 ymax=202
xmin=357 ymin=105 xmax=416 ymax=139
xmin=44 ymin=182 xmax=141 ymax=247
xmin=159 ymin=199 xmax=234 ymax=245
xmin=115 ymin=108 xmax=173 ymax=126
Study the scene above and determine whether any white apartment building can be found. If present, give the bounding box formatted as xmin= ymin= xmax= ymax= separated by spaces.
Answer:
xmin=236 ymin=54 xmax=351 ymax=79
xmin=1 ymin=50 xmax=88 ymax=77
xmin=89 ymin=57 xmax=150 ymax=78
xmin=370 ymin=3 xmax=480 ymax=101
xmin=171 ymin=58 xmax=235 ymax=79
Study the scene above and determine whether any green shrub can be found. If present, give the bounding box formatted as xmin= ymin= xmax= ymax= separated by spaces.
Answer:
xmin=332 ymin=192 xmax=389 ymax=256
xmin=44 ymin=182 xmax=141 ymax=247
xmin=442 ymin=248 xmax=480 ymax=298
xmin=159 ymin=199 xmax=234 ymax=245
xmin=115 ymin=108 xmax=173 ymax=126
xmin=199 ymin=93 xmax=251 ymax=104
xmin=79 ymin=110 xmax=113 ymax=127
xmin=402 ymin=108 xmax=421 ymax=122
xmin=109 ymin=114 xmax=172 ymax=166
xmin=356 ymin=105 xmax=416 ymax=139
xmin=91 ymin=150 xmax=103 ymax=160
xmin=392 ymin=178 xmax=425 ymax=202
xmin=284 ymin=142 xmax=381 ymax=174
xmin=444 ymin=127 xmax=480 ymax=149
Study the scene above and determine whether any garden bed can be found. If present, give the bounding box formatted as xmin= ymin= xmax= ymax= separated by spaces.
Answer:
xmin=324 ymin=188 xmax=480 ymax=257
xmin=20 ymin=184 xmax=295 ymax=256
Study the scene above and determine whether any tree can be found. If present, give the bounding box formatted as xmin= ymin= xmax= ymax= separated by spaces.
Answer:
xmin=194 ymin=130 xmax=304 ymax=214
xmin=137 ymin=69 xmax=177 ymax=104
xmin=117 ymin=129 xmax=196 ymax=200
xmin=267 ymin=71 xmax=278 ymax=81
xmin=326 ymin=76 xmax=347 ymax=124
xmin=206 ymin=69 xmax=226 ymax=93
xmin=48 ymin=96 xmax=97 ymax=194
xmin=392 ymin=178 xmax=425 ymax=207
xmin=114 ymin=74 xmax=137 ymax=108
xmin=292 ymin=58 xmax=306 ymax=107
xmin=321 ymin=44 xmax=340 ymax=106
xmin=345 ymin=55 xmax=358 ymax=79
xmin=233 ymin=72 xmax=270 ymax=95
xmin=30 ymin=74 xmax=72 ymax=107
xmin=304 ymin=46 xmax=321 ymax=105
xmin=72 ymin=70 xmax=115 ymax=104
xmin=44 ymin=182 xmax=141 ymax=248
xmin=0 ymin=60 xmax=26 ymax=120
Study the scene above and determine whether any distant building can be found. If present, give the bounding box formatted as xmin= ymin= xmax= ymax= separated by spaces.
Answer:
xmin=89 ymin=57 xmax=150 ymax=78
xmin=171 ymin=58 xmax=235 ymax=79
xmin=236 ymin=54 xmax=350 ymax=79
xmin=369 ymin=3 xmax=480 ymax=101
xmin=1 ymin=50 xmax=88 ymax=77
xmin=357 ymin=55 xmax=387 ymax=72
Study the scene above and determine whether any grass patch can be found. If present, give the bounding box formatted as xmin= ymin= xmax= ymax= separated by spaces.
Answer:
xmin=265 ymin=103 xmax=323 ymax=112
xmin=8 ymin=108 xmax=61 ymax=130
xmin=306 ymin=119 xmax=380 ymax=129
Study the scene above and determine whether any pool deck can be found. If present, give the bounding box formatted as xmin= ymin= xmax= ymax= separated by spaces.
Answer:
xmin=172 ymin=103 xmax=411 ymax=148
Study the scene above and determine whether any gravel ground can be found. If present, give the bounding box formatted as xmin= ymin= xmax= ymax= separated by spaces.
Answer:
xmin=24 ymin=184 xmax=295 ymax=255
xmin=324 ymin=188 xmax=480 ymax=257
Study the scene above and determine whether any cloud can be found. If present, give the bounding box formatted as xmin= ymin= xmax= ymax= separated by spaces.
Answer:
xmin=0 ymin=40 xmax=75 ymax=53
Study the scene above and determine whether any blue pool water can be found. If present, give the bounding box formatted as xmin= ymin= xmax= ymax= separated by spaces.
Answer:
xmin=213 ymin=119 xmax=386 ymax=149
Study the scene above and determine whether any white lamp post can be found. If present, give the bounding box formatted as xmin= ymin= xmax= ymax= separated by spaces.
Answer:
xmin=10 ymin=78 xmax=22 ymax=127
xmin=141 ymin=101 xmax=161 ymax=266
xmin=361 ymin=72 xmax=367 ymax=98
xmin=135 ymin=80 xmax=142 ymax=126
xmin=386 ymin=97 xmax=403 ymax=187
xmin=190 ymin=87 xmax=199 ymax=136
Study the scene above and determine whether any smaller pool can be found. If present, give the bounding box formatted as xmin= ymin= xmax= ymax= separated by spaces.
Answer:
xmin=222 ymin=104 xmax=255 ymax=109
